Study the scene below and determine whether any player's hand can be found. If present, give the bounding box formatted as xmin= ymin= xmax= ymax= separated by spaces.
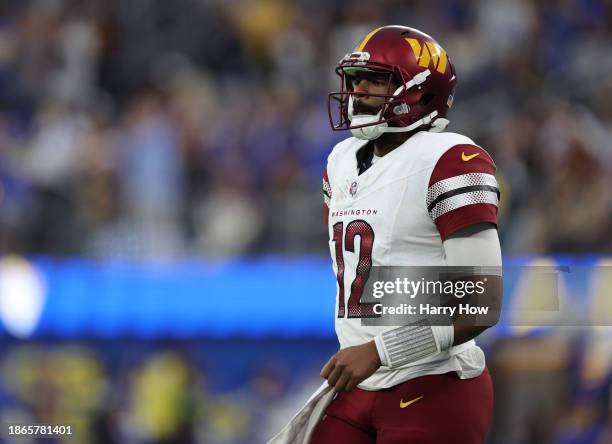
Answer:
xmin=320 ymin=340 xmax=381 ymax=392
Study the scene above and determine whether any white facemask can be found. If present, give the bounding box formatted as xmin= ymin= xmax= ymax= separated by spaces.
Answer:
xmin=348 ymin=96 xmax=387 ymax=140
xmin=347 ymin=95 xmax=447 ymax=140
xmin=349 ymin=115 xmax=388 ymax=140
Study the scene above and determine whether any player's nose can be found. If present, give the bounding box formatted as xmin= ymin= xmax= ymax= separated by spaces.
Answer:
xmin=353 ymin=79 xmax=371 ymax=95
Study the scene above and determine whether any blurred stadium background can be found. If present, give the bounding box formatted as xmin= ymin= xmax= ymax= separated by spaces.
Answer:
xmin=0 ymin=0 xmax=610 ymax=443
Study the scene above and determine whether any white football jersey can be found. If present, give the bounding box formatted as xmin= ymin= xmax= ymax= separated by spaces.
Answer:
xmin=323 ymin=130 xmax=499 ymax=390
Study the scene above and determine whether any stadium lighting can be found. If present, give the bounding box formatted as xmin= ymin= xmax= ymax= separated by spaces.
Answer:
xmin=0 ymin=256 xmax=47 ymax=338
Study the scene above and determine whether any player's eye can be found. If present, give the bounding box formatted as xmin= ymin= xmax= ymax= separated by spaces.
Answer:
xmin=349 ymin=75 xmax=387 ymax=89
xmin=349 ymin=76 xmax=362 ymax=88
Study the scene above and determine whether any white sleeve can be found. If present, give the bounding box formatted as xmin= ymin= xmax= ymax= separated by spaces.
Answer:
xmin=443 ymin=227 xmax=502 ymax=268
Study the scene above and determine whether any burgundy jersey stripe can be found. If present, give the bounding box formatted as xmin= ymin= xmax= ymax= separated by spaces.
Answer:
xmin=434 ymin=204 xmax=498 ymax=241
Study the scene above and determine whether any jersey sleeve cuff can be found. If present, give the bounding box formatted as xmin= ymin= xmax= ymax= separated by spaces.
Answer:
xmin=374 ymin=335 xmax=389 ymax=367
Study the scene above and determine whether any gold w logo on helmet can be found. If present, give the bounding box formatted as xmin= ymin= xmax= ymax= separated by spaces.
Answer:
xmin=404 ymin=38 xmax=448 ymax=74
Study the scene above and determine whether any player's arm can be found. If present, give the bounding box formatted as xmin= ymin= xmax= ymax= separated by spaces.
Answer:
xmin=373 ymin=144 xmax=502 ymax=369
xmin=321 ymin=241 xmax=501 ymax=394
xmin=443 ymin=223 xmax=502 ymax=346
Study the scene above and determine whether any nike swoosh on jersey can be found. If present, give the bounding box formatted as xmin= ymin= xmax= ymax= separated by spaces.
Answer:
xmin=399 ymin=395 xmax=424 ymax=408
xmin=461 ymin=152 xmax=480 ymax=161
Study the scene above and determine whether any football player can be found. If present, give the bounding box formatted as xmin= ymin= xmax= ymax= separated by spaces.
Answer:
xmin=269 ymin=25 xmax=502 ymax=444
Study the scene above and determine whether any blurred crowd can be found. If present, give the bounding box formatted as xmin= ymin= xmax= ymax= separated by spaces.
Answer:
xmin=0 ymin=330 xmax=611 ymax=444
xmin=0 ymin=0 xmax=610 ymax=258
xmin=0 ymin=340 xmax=332 ymax=444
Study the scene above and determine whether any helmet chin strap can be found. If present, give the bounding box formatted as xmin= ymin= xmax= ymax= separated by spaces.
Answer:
xmin=349 ymin=107 xmax=448 ymax=140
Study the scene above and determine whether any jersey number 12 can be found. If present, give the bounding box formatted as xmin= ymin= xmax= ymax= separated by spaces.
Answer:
xmin=332 ymin=220 xmax=378 ymax=318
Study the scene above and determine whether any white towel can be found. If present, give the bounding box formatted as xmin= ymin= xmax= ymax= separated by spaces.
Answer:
xmin=266 ymin=382 xmax=336 ymax=444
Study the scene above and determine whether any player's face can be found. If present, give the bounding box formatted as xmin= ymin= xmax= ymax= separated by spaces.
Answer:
xmin=348 ymin=71 xmax=396 ymax=115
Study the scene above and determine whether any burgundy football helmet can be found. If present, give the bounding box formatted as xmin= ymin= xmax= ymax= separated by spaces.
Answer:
xmin=328 ymin=25 xmax=457 ymax=140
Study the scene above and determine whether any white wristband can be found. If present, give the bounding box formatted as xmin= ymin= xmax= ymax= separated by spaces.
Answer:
xmin=376 ymin=322 xmax=454 ymax=369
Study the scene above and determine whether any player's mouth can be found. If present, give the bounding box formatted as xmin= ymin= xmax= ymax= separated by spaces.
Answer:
xmin=353 ymin=100 xmax=383 ymax=115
